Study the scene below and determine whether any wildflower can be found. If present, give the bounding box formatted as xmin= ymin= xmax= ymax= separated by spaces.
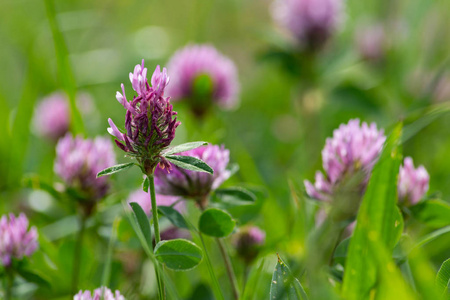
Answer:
xmin=304 ymin=119 xmax=386 ymax=202
xmin=33 ymin=92 xmax=94 ymax=141
xmin=166 ymin=45 xmax=240 ymax=116
xmin=108 ymin=60 xmax=180 ymax=174
xmin=271 ymin=0 xmax=344 ymax=50
xmin=154 ymin=144 xmax=231 ymax=207
xmin=233 ymin=226 xmax=265 ymax=264
xmin=54 ymin=134 xmax=116 ymax=204
xmin=74 ymin=286 xmax=125 ymax=300
xmin=0 ymin=213 xmax=38 ymax=266
xmin=398 ymin=157 xmax=429 ymax=206
xmin=33 ymin=92 xmax=70 ymax=141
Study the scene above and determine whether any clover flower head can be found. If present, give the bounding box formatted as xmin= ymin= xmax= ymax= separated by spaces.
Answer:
xmin=398 ymin=157 xmax=429 ymax=206
xmin=154 ymin=145 xmax=231 ymax=202
xmin=33 ymin=92 xmax=70 ymax=141
xmin=74 ymin=286 xmax=125 ymax=300
xmin=304 ymin=119 xmax=386 ymax=201
xmin=0 ymin=213 xmax=38 ymax=266
xmin=271 ymin=0 xmax=344 ymax=50
xmin=54 ymin=134 xmax=116 ymax=201
xmin=108 ymin=60 xmax=180 ymax=173
xmin=233 ymin=226 xmax=265 ymax=263
xmin=166 ymin=44 xmax=240 ymax=115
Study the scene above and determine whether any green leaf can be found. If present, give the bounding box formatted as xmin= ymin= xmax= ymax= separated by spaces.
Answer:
xmin=154 ymin=239 xmax=203 ymax=271
xmin=342 ymin=123 xmax=404 ymax=299
xmin=163 ymin=142 xmax=208 ymax=156
xmin=270 ymin=254 xmax=308 ymax=300
xmin=165 ymin=155 xmax=214 ymax=174
xmin=366 ymin=241 xmax=416 ymax=300
xmin=414 ymin=226 xmax=450 ymax=249
xmin=215 ymin=187 xmax=256 ymax=206
xmin=16 ymin=269 xmax=51 ymax=289
xmin=158 ymin=206 xmax=189 ymax=229
xmin=198 ymin=208 xmax=236 ymax=238
xmin=436 ymin=258 xmax=450 ymax=298
xmin=97 ymin=162 xmax=136 ymax=178
xmin=143 ymin=177 xmax=149 ymax=192
xmin=410 ymin=200 xmax=450 ymax=228
xmin=129 ymin=202 xmax=152 ymax=251
xmin=333 ymin=237 xmax=351 ymax=265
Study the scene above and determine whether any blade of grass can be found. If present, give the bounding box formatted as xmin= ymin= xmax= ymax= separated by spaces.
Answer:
xmin=342 ymin=123 xmax=403 ymax=299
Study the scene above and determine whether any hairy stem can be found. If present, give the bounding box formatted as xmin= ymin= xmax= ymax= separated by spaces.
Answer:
xmin=148 ymin=173 xmax=165 ymax=300
xmin=72 ymin=214 xmax=87 ymax=294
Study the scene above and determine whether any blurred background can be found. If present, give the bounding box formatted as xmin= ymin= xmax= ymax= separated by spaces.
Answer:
xmin=1 ymin=0 xmax=450 ymax=298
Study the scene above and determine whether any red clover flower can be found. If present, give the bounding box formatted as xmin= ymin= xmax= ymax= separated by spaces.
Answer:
xmin=304 ymin=119 xmax=386 ymax=202
xmin=154 ymin=144 xmax=231 ymax=206
xmin=108 ymin=60 xmax=180 ymax=174
xmin=271 ymin=0 xmax=344 ymax=50
xmin=0 ymin=213 xmax=38 ymax=266
xmin=398 ymin=157 xmax=429 ymax=206
xmin=54 ymin=134 xmax=116 ymax=203
xmin=74 ymin=287 xmax=125 ymax=300
xmin=166 ymin=45 xmax=240 ymax=116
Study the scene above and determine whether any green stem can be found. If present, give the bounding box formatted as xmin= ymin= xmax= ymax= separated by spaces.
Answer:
xmin=198 ymin=197 xmax=238 ymax=299
xmin=243 ymin=263 xmax=250 ymax=291
xmin=216 ymin=238 xmax=240 ymax=300
xmin=199 ymin=233 xmax=225 ymax=300
xmin=4 ymin=267 xmax=13 ymax=300
xmin=148 ymin=173 xmax=165 ymax=300
xmin=72 ymin=215 xmax=87 ymax=294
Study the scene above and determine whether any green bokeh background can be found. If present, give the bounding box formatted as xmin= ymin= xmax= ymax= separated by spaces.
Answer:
xmin=1 ymin=0 xmax=450 ymax=298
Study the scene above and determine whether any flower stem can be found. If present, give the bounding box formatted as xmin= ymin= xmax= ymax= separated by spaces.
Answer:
xmin=4 ymin=267 xmax=13 ymax=300
xmin=198 ymin=196 xmax=239 ymax=299
xmin=199 ymin=233 xmax=225 ymax=300
xmin=216 ymin=238 xmax=239 ymax=300
xmin=72 ymin=214 xmax=87 ymax=294
xmin=148 ymin=173 xmax=165 ymax=300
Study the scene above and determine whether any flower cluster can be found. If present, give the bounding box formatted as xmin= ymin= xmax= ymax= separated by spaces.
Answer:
xmin=166 ymin=44 xmax=240 ymax=115
xmin=33 ymin=92 xmax=70 ymax=141
xmin=154 ymin=144 xmax=231 ymax=206
xmin=304 ymin=119 xmax=386 ymax=202
xmin=271 ymin=0 xmax=344 ymax=50
xmin=398 ymin=157 xmax=429 ymax=206
xmin=33 ymin=92 xmax=94 ymax=142
xmin=0 ymin=213 xmax=38 ymax=266
xmin=233 ymin=226 xmax=265 ymax=263
xmin=74 ymin=286 xmax=125 ymax=300
xmin=54 ymin=134 xmax=116 ymax=202
xmin=108 ymin=61 xmax=180 ymax=173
